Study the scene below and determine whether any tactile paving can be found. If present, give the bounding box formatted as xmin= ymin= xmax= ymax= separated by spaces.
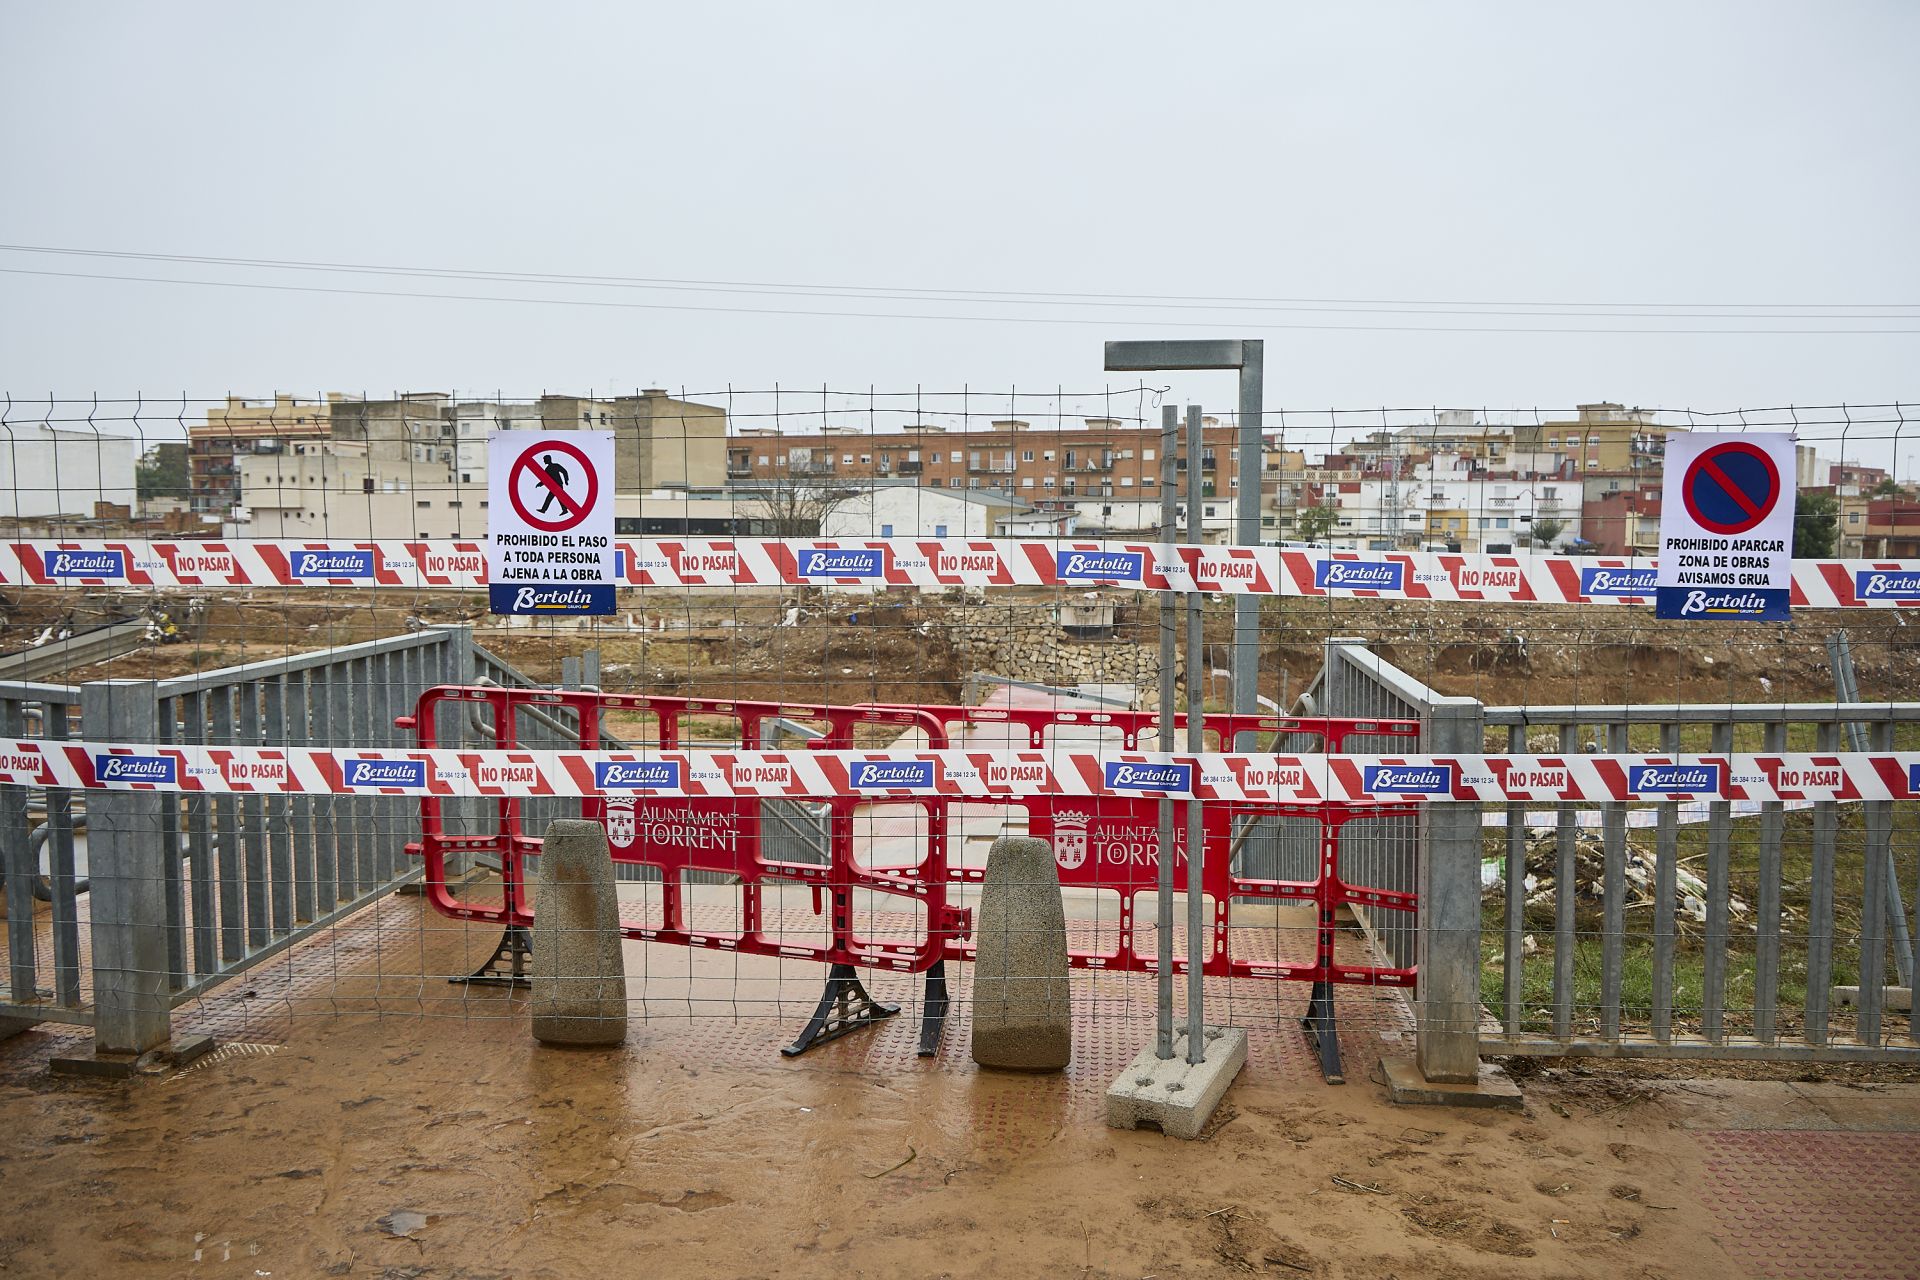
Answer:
xmin=1697 ymin=1130 xmax=1920 ymax=1280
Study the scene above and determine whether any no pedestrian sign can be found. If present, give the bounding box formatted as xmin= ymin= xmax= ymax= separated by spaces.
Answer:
xmin=1654 ymin=432 xmax=1796 ymax=622
xmin=488 ymin=431 xmax=616 ymax=615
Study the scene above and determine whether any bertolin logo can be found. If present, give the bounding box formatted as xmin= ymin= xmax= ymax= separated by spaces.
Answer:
xmin=848 ymin=760 xmax=936 ymax=789
xmin=1909 ymin=764 xmax=1920 ymax=794
xmin=512 ymin=586 xmax=597 ymax=611
xmin=1856 ymin=571 xmax=1920 ymax=602
xmin=93 ymin=753 xmax=177 ymax=785
xmin=1102 ymin=761 xmax=1194 ymax=792
xmin=291 ymin=549 xmax=375 ymax=579
xmin=1361 ymin=764 xmax=1453 ymax=793
xmin=798 ymin=548 xmax=886 ymax=578
xmin=43 ymin=549 xmax=126 ymax=579
xmin=593 ymin=760 xmax=682 ymax=790
xmin=1628 ymin=763 xmax=1721 ymax=793
xmin=1678 ymin=590 xmax=1769 ymax=617
xmin=1056 ymin=550 xmax=1145 ymax=582
xmin=343 ymin=758 xmax=427 ymax=789
xmin=1314 ymin=560 xmax=1404 ymax=591
xmin=1580 ymin=567 xmax=1658 ymax=596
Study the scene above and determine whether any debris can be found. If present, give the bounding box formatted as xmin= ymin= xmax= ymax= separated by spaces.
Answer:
xmin=1331 ymin=1176 xmax=1389 ymax=1195
xmin=863 ymin=1146 xmax=917 ymax=1179
xmin=377 ymin=1209 xmax=431 ymax=1239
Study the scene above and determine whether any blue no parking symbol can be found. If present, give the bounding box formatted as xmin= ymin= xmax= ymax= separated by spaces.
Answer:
xmin=1680 ymin=441 xmax=1780 ymax=536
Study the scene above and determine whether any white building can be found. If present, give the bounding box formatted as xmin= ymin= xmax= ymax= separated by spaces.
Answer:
xmin=821 ymin=480 xmax=1041 ymax=540
xmin=0 ymin=424 xmax=139 ymax=518
xmin=1322 ymin=459 xmax=1582 ymax=552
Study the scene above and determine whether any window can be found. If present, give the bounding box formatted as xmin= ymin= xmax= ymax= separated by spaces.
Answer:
xmin=1546 ymin=437 xmax=1558 ymax=449
xmin=1588 ymin=435 xmax=1600 ymax=446
xmin=417 ymin=500 xmax=431 ymax=508
xmin=880 ymin=523 xmax=893 ymax=537
xmin=860 ymin=454 xmax=871 ymax=465
xmin=1043 ymin=477 xmax=1056 ymax=488
xmin=1586 ymin=459 xmax=1598 ymax=468
xmin=1043 ymin=450 xmax=1054 ymax=461
xmin=1142 ymin=476 xmax=1156 ymax=488
xmin=1021 ymin=450 xmax=1034 ymax=462
xmin=1143 ymin=449 xmax=1156 ymax=462
xmin=1849 ymin=512 xmax=1861 ymax=524
xmin=1021 ymin=476 xmax=1035 ymax=488
xmin=969 ymin=478 xmax=982 ymax=489
xmin=1065 ymin=451 xmax=1077 ymax=468
xmin=842 ymin=454 xmax=853 ymax=465
xmin=758 ymin=454 xmax=770 ymax=466
xmin=951 ymin=451 xmax=962 ymax=463
xmin=461 ymin=473 xmax=471 ymax=483
xmin=1119 ymin=476 xmax=1134 ymax=488
xmin=1496 ymin=517 xmax=1509 ymax=528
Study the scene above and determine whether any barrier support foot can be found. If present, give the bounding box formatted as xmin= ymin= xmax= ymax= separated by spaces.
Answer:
xmin=1302 ymin=979 xmax=1345 ymax=1084
xmin=917 ymin=960 xmax=949 ymax=1058
xmin=782 ymin=963 xmax=899 ymax=1057
xmin=452 ymin=924 xmax=533 ymax=989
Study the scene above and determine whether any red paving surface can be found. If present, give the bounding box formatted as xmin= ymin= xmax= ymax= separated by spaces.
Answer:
xmin=1697 ymin=1131 xmax=1920 ymax=1280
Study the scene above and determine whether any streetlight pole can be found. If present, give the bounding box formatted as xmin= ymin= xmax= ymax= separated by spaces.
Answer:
xmin=1103 ymin=340 xmax=1265 ymax=747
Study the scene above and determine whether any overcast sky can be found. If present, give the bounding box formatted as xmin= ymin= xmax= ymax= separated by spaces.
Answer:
xmin=2 ymin=2 xmax=1916 ymax=446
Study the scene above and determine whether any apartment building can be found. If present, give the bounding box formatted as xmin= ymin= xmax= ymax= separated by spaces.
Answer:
xmin=189 ymin=394 xmax=336 ymax=517
xmin=223 ymin=389 xmax=730 ymax=536
xmin=1511 ymin=403 xmax=1680 ymax=477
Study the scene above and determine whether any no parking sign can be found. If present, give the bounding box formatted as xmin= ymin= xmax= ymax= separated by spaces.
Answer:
xmin=487 ymin=431 xmax=617 ymax=615
xmin=1654 ymin=432 xmax=1797 ymax=622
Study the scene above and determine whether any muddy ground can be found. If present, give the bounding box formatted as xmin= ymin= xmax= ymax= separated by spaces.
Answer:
xmin=11 ymin=1009 xmax=1911 ymax=1280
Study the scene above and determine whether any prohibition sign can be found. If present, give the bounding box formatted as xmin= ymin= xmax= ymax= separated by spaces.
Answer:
xmin=507 ymin=438 xmax=600 ymax=533
xmin=1680 ymin=440 xmax=1781 ymax=536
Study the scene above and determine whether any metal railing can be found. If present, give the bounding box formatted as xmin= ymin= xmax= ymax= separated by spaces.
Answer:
xmin=1302 ymin=638 xmax=1920 ymax=1074
xmin=1482 ymin=700 xmax=1920 ymax=1062
xmin=0 ymin=681 xmax=87 ymax=1028
xmin=55 ymin=627 xmax=480 ymax=1055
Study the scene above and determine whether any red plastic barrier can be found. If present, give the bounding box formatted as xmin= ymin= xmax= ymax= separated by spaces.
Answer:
xmin=398 ymin=688 xmax=1421 ymax=1063
xmin=399 ymin=688 xmax=967 ymax=977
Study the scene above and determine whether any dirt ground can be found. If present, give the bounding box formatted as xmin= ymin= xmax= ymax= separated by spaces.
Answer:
xmin=4 ymin=958 xmax=1916 ymax=1280
xmin=10 ymin=586 xmax=1920 ymax=711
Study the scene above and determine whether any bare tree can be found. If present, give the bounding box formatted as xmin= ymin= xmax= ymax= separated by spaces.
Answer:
xmin=736 ymin=465 xmax=858 ymax=537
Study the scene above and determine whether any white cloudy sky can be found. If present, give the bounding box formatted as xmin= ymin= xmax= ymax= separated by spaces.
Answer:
xmin=1 ymin=2 xmax=1915 ymax=446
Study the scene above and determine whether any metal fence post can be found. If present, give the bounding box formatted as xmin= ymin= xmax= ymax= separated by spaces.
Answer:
xmin=81 ymin=679 xmax=174 ymax=1058
xmin=1416 ymin=694 xmax=1485 ymax=1084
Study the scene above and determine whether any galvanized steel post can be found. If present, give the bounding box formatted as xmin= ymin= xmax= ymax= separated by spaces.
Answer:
xmin=1184 ymin=403 xmax=1206 ymax=1064
xmin=1156 ymin=405 xmax=1179 ymax=1061
xmin=1416 ymin=694 xmax=1486 ymax=1083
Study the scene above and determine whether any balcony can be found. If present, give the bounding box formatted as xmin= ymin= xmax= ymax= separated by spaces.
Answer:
xmin=726 ymin=466 xmax=753 ymax=479
xmin=896 ymin=461 xmax=923 ymax=476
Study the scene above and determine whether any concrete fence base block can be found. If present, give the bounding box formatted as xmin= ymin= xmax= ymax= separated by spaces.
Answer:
xmin=970 ymin=836 xmax=1071 ymax=1071
xmin=1105 ymin=1027 xmax=1248 ymax=1139
xmin=1378 ymin=1056 xmax=1524 ymax=1110
xmin=530 ymin=819 xmax=628 ymax=1048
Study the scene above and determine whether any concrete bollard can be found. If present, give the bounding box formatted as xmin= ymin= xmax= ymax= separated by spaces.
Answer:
xmin=970 ymin=835 xmax=1071 ymax=1071
xmin=530 ymin=819 xmax=628 ymax=1047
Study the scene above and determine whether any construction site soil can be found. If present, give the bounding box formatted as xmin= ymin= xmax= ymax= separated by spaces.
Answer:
xmin=7 ymin=587 xmax=1919 ymax=709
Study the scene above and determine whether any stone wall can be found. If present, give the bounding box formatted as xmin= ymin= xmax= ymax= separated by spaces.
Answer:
xmin=943 ymin=605 xmax=1170 ymax=703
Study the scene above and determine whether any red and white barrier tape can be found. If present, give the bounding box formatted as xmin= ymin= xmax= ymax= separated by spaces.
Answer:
xmin=8 ymin=539 xmax=1920 ymax=607
xmin=7 ymin=740 xmax=1917 ymax=803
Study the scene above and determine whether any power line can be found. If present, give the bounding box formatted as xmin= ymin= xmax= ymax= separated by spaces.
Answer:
xmin=0 ymin=243 xmax=1915 ymax=318
xmin=6 ymin=266 xmax=1918 ymax=336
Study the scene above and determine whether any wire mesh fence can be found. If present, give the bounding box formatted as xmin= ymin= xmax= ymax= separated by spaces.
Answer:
xmin=0 ymin=390 xmax=1915 ymax=1074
